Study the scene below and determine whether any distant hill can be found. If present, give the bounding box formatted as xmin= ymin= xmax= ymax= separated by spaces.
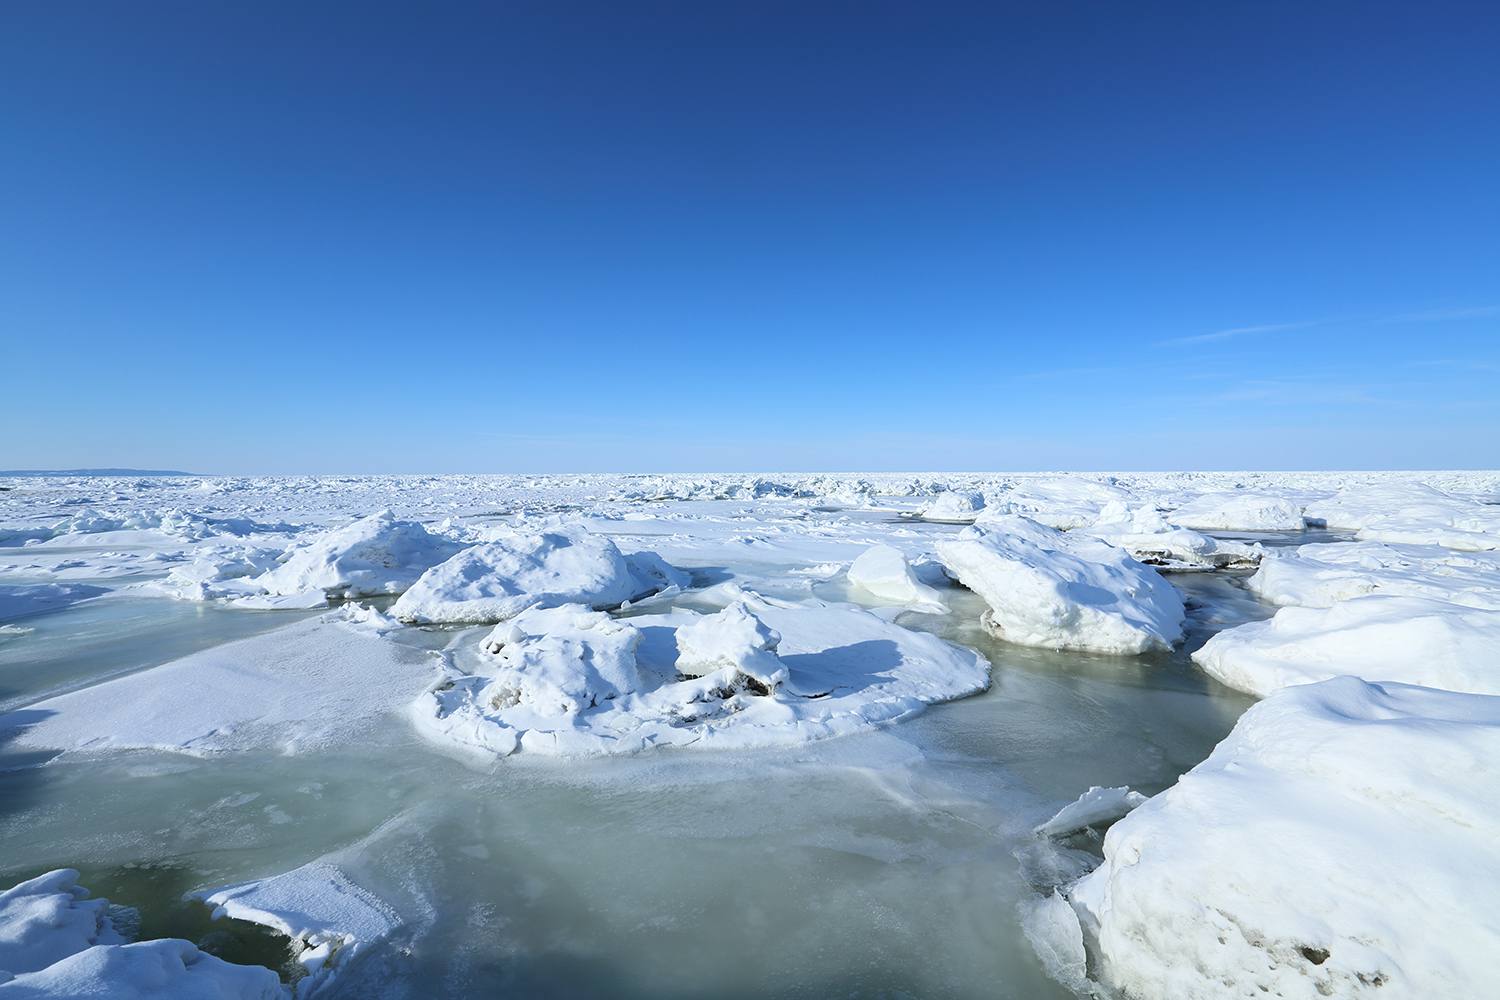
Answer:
xmin=0 ymin=468 xmax=198 ymax=477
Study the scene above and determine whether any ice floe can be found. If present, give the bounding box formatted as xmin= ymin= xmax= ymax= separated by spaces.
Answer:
xmin=245 ymin=512 xmax=461 ymax=605
xmin=196 ymin=862 xmax=397 ymax=999
xmin=1083 ymin=502 xmax=1260 ymax=571
xmin=1167 ymin=492 xmax=1306 ymax=532
xmin=389 ymin=527 xmax=684 ymax=624
xmin=914 ymin=490 xmax=986 ymax=523
xmin=936 ymin=515 xmax=1185 ymax=654
xmin=1050 ymin=677 xmax=1500 ymax=999
xmin=414 ymin=592 xmax=989 ymax=757
xmin=0 ymin=584 xmax=107 ymax=623
xmin=1249 ymin=540 xmax=1500 ymax=609
xmin=1033 ymin=786 xmax=1147 ymax=839
xmin=1194 ymin=595 xmax=1500 ymax=697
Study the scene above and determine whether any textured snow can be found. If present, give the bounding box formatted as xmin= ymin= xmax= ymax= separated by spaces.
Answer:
xmin=936 ymin=515 xmax=1185 ymax=654
xmin=0 ymin=584 xmax=107 ymax=623
xmin=915 ymin=490 xmax=986 ymax=523
xmin=1059 ymin=677 xmax=1500 ymax=999
xmin=1194 ymin=595 xmax=1500 ymax=697
xmin=0 ymin=870 xmax=124 ymax=978
xmin=390 ymin=527 xmax=683 ymax=624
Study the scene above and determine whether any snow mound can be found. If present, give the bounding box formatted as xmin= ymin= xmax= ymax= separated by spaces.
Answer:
xmin=916 ymin=491 xmax=986 ymax=523
xmin=1193 ymin=595 xmax=1500 ymax=697
xmin=248 ymin=512 xmax=461 ymax=604
xmin=935 ymin=515 xmax=1184 ymax=654
xmin=414 ymin=595 xmax=989 ymax=757
xmin=1168 ymin=492 xmax=1306 ymax=531
xmin=197 ymin=862 xmax=396 ymax=998
xmin=0 ymin=871 xmax=282 ymax=999
xmin=1060 ymin=677 xmax=1500 ymax=999
xmin=846 ymin=545 xmax=947 ymax=612
xmin=1084 ymin=502 xmax=1260 ymax=571
xmin=390 ymin=528 xmax=684 ymax=624
xmin=1249 ymin=540 xmax=1500 ymax=610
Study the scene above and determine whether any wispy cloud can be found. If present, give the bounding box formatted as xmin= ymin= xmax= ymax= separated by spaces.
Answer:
xmin=1155 ymin=319 xmax=1325 ymax=348
xmin=1158 ymin=303 xmax=1499 ymax=349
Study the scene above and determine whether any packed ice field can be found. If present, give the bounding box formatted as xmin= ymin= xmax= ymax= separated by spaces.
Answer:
xmin=1 ymin=470 xmax=1497 ymax=999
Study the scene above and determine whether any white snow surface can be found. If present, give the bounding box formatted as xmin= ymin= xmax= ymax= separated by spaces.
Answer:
xmin=390 ymin=527 xmax=684 ymax=624
xmin=1249 ymin=540 xmax=1500 ymax=610
xmin=1059 ymin=677 xmax=1500 ymax=999
xmin=1034 ymin=786 xmax=1148 ymax=839
xmin=915 ymin=490 xmax=986 ymax=523
xmin=936 ymin=515 xmax=1185 ymax=654
xmin=1193 ymin=595 xmax=1500 ymax=697
xmin=1083 ymin=502 xmax=1260 ymax=571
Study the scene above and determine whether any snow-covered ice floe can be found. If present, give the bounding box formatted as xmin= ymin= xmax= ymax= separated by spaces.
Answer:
xmin=1193 ymin=595 xmax=1500 ymax=697
xmin=389 ymin=526 xmax=684 ymax=624
xmin=0 ymin=584 xmax=107 ymax=623
xmin=913 ymin=490 xmax=986 ymax=524
xmin=1249 ymin=540 xmax=1500 ymax=609
xmin=0 ymin=869 xmax=282 ymax=998
xmin=1040 ymin=677 xmax=1500 ymax=999
xmin=1305 ymin=481 xmax=1500 ymax=550
xmin=196 ymin=862 xmax=397 ymax=999
xmin=1033 ymin=786 xmax=1147 ymax=839
xmin=413 ymin=592 xmax=989 ymax=756
xmin=845 ymin=544 xmax=947 ymax=612
xmin=936 ymin=515 xmax=1184 ymax=654
xmin=1 ymin=610 xmax=434 ymax=756
xmin=1167 ymin=491 xmax=1306 ymax=532
xmin=1083 ymin=502 xmax=1260 ymax=571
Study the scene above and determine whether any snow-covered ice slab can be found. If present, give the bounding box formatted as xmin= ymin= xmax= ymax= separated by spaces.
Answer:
xmin=846 ymin=544 xmax=946 ymax=612
xmin=2 ymin=612 xmax=435 ymax=756
xmin=1306 ymin=481 xmax=1500 ymax=550
xmin=914 ymin=490 xmax=986 ymax=523
xmin=1052 ymin=677 xmax=1500 ymax=999
xmin=0 ymin=870 xmax=283 ymax=999
xmin=1083 ymin=502 xmax=1260 ymax=571
xmin=390 ymin=527 xmax=684 ymax=624
xmin=414 ymin=593 xmax=989 ymax=757
xmin=1249 ymin=540 xmax=1500 ymax=610
xmin=1167 ymin=492 xmax=1306 ymax=532
xmin=1193 ymin=595 xmax=1500 ymax=697
xmin=936 ymin=515 xmax=1184 ymax=654
xmin=197 ymin=862 xmax=397 ymax=999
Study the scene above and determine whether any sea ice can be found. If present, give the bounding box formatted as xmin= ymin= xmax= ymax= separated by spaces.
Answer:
xmin=1248 ymin=540 xmax=1500 ymax=610
xmin=1193 ymin=595 xmax=1500 ymax=697
xmin=1167 ymin=492 xmax=1306 ymax=532
xmin=915 ymin=491 xmax=986 ymax=523
xmin=1083 ymin=502 xmax=1260 ymax=571
xmin=247 ymin=512 xmax=461 ymax=604
xmin=936 ymin=515 xmax=1185 ymax=654
xmin=845 ymin=544 xmax=947 ymax=612
xmin=389 ymin=527 xmax=684 ymax=624
xmin=1055 ymin=677 xmax=1500 ymax=999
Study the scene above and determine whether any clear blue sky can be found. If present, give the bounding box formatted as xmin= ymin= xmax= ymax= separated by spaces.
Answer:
xmin=3 ymin=1 xmax=1497 ymax=473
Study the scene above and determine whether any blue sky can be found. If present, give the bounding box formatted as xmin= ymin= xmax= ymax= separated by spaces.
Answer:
xmin=3 ymin=2 xmax=1497 ymax=473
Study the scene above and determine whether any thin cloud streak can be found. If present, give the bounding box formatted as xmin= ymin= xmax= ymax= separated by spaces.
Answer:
xmin=1154 ymin=319 xmax=1326 ymax=348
